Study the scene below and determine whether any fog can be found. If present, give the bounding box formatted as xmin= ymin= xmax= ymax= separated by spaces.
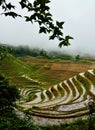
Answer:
xmin=0 ymin=0 xmax=95 ymax=56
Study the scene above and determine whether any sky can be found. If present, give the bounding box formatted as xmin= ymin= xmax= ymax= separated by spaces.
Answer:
xmin=0 ymin=0 xmax=95 ymax=56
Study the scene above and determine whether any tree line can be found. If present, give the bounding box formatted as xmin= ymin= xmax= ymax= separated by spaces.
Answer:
xmin=0 ymin=43 xmax=74 ymax=60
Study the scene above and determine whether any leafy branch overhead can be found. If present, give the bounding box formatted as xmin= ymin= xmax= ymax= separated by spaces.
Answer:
xmin=0 ymin=0 xmax=73 ymax=47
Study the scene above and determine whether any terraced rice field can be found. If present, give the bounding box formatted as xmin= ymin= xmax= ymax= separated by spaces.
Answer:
xmin=18 ymin=69 xmax=95 ymax=125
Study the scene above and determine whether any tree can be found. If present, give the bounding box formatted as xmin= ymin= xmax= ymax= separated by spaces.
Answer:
xmin=0 ymin=44 xmax=12 ymax=62
xmin=0 ymin=45 xmax=8 ymax=61
xmin=88 ymin=97 xmax=95 ymax=130
xmin=0 ymin=0 xmax=73 ymax=47
xmin=40 ymin=49 xmax=47 ymax=57
xmin=75 ymin=54 xmax=80 ymax=61
xmin=0 ymin=74 xmax=20 ymax=113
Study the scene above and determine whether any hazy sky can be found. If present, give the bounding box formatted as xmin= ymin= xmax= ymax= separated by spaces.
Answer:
xmin=0 ymin=0 xmax=95 ymax=56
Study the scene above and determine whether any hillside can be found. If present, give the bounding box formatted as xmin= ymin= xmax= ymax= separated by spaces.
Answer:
xmin=19 ymin=69 xmax=95 ymax=126
xmin=20 ymin=56 xmax=92 ymax=86
xmin=0 ymin=54 xmax=44 ymax=89
xmin=1 ymin=53 xmax=95 ymax=127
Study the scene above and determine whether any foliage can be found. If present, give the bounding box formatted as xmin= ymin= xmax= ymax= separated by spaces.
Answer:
xmin=0 ymin=111 xmax=41 ymax=130
xmin=0 ymin=44 xmax=74 ymax=60
xmin=75 ymin=54 xmax=80 ymax=61
xmin=41 ymin=92 xmax=45 ymax=101
xmin=0 ymin=74 xmax=40 ymax=130
xmin=0 ymin=74 xmax=20 ymax=113
xmin=11 ymin=45 xmax=48 ymax=57
xmin=1 ymin=112 xmax=95 ymax=130
xmin=0 ymin=0 xmax=73 ymax=47
xmin=0 ymin=44 xmax=11 ymax=61
xmin=26 ymin=93 xmax=37 ymax=102
xmin=40 ymin=118 xmax=95 ymax=130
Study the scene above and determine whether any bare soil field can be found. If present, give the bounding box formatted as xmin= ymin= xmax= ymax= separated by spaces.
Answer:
xmin=20 ymin=56 xmax=93 ymax=84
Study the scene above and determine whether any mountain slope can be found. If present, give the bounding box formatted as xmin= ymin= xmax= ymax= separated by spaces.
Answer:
xmin=18 ymin=69 xmax=95 ymax=125
xmin=0 ymin=54 xmax=42 ymax=88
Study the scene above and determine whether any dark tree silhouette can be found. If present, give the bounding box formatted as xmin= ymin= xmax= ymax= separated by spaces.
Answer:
xmin=0 ymin=0 xmax=73 ymax=47
xmin=88 ymin=97 xmax=95 ymax=130
xmin=0 ymin=74 xmax=20 ymax=114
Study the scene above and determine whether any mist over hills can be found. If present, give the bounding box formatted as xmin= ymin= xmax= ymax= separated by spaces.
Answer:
xmin=0 ymin=42 xmax=95 ymax=58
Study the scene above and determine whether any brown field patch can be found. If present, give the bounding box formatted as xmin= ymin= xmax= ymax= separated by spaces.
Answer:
xmin=51 ymin=63 xmax=91 ymax=72
xmin=41 ymin=62 xmax=92 ymax=82
xmin=20 ymin=56 xmax=93 ymax=84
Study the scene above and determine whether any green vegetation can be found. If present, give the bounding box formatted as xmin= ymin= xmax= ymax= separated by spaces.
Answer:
xmin=0 ymin=44 xmax=75 ymax=60
xmin=75 ymin=54 xmax=80 ymax=61
xmin=26 ymin=93 xmax=37 ymax=102
xmin=40 ymin=118 xmax=95 ymax=130
xmin=0 ymin=74 xmax=40 ymax=130
xmin=67 ymin=79 xmax=76 ymax=97
xmin=72 ymin=77 xmax=83 ymax=96
xmin=85 ymin=71 xmax=95 ymax=85
xmin=0 ymin=44 xmax=77 ymax=86
xmin=1 ymin=0 xmax=95 ymax=129
xmin=57 ymin=84 xmax=64 ymax=96
xmin=0 ymin=54 xmax=31 ymax=77
xmin=0 ymin=74 xmax=20 ymax=113
xmin=0 ymin=109 xmax=41 ymax=130
xmin=1 ymin=44 xmax=95 ymax=130
xmin=77 ymin=74 xmax=90 ymax=92
xmin=1 ymin=108 xmax=95 ymax=130
xmin=41 ymin=92 xmax=45 ymax=101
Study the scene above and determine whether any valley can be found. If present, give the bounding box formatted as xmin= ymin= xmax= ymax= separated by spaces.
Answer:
xmin=1 ymin=53 xmax=95 ymax=126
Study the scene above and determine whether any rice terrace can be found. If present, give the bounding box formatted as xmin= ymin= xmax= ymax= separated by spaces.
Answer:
xmin=1 ymin=45 xmax=95 ymax=129
xmin=18 ymin=56 xmax=95 ymax=126
xmin=1 ymin=0 xmax=95 ymax=129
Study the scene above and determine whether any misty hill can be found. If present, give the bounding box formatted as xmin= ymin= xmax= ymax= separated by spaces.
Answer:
xmin=0 ymin=43 xmax=74 ymax=60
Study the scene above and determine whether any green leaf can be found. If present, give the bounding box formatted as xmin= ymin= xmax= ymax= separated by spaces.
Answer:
xmin=30 ymin=13 xmax=37 ymax=20
xmin=49 ymin=34 xmax=55 ymax=40
xmin=58 ymin=38 xmax=71 ymax=48
xmin=6 ymin=3 xmax=15 ymax=10
xmin=56 ymin=21 xmax=64 ymax=29
xmin=47 ymin=16 xmax=53 ymax=21
xmin=58 ymin=41 xmax=64 ymax=48
xmin=25 ymin=16 xmax=31 ymax=22
xmin=34 ymin=1 xmax=39 ymax=7
xmin=58 ymin=37 xmax=64 ymax=41
xmin=46 ymin=13 xmax=52 ymax=17
xmin=44 ymin=5 xmax=50 ymax=11
xmin=57 ymin=30 xmax=63 ymax=36
xmin=49 ymin=22 xmax=54 ymax=29
xmin=4 ymin=12 xmax=21 ymax=18
xmin=53 ymin=27 xmax=59 ymax=36
xmin=39 ymin=27 xmax=47 ymax=33
xmin=65 ymin=35 xmax=74 ymax=40
xmin=43 ymin=0 xmax=51 ymax=3
xmin=28 ymin=3 xmax=32 ymax=8
xmin=19 ymin=1 xmax=26 ymax=9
